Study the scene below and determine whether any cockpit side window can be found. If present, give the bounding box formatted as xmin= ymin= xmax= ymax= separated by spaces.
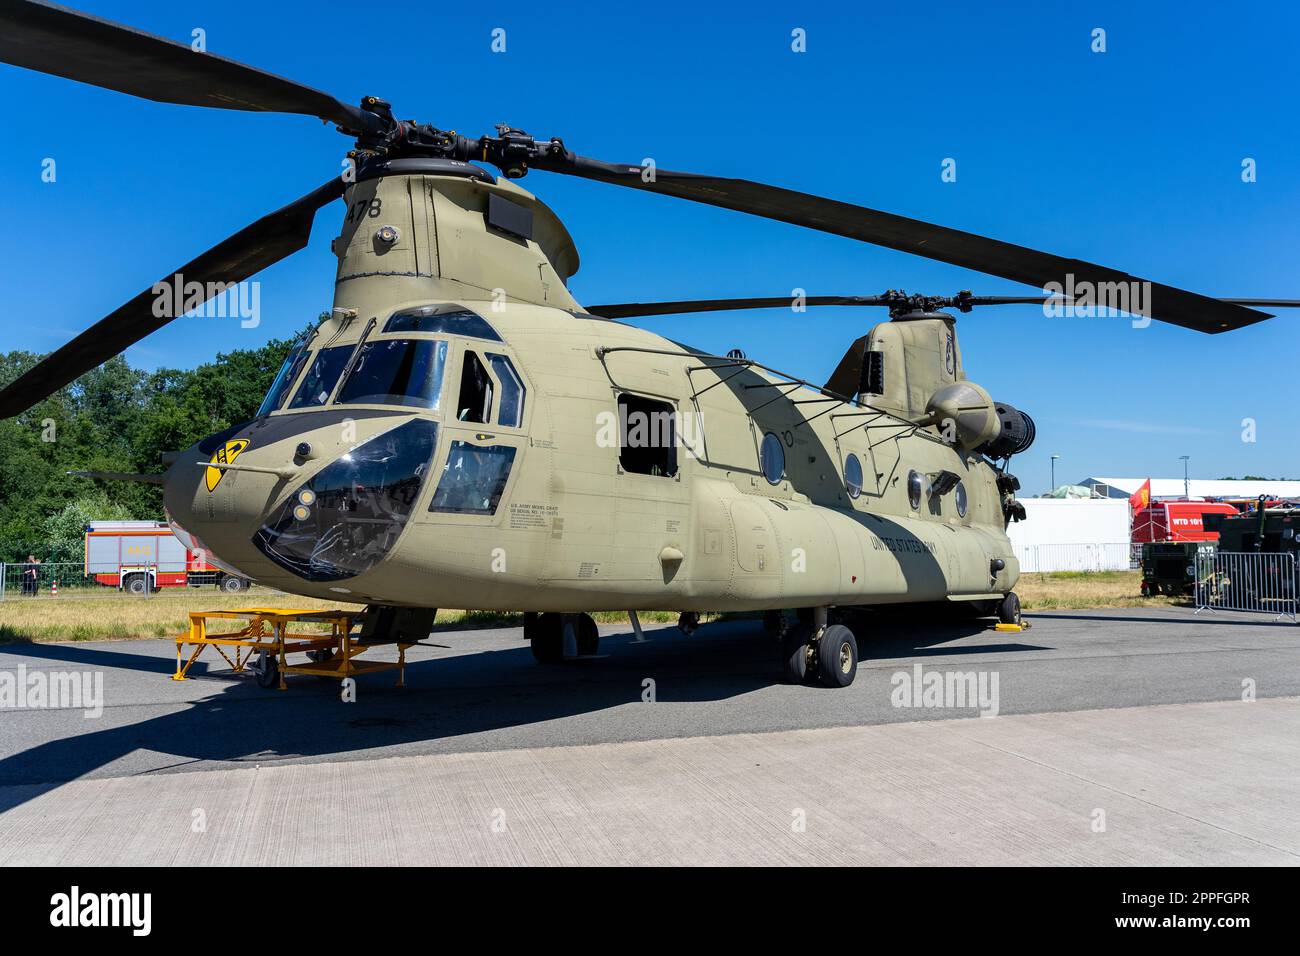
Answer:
xmin=257 ymin=335 xmax=311 ymax=416
xmin=456 ymin=351 xmax=494 ymax=423
xmin=288 ymin=345 xmax=354 ymax=409
xmin=487 ymin=353 xmax=525 ymax=427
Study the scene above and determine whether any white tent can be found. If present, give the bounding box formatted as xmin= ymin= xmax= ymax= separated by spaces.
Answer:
xmin=1080 ymin=476 xmax=1300 ymax=501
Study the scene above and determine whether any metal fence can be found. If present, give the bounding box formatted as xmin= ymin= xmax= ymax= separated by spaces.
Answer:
xmin=1194 ymin=550 xmax=1298 ymax=622
xmin=1013 ymin=542 xmax=1132 ymax=574
xmin=0 ymin=561 xmax=283 ymax=601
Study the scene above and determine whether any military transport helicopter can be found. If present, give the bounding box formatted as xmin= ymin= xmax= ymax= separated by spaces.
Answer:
xmin=3 ymin=0 xmax=1297 ymax=688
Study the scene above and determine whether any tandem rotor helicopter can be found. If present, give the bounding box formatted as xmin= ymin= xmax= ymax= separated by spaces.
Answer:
xmin=3 ymin=0 xmax=1297 ymax=688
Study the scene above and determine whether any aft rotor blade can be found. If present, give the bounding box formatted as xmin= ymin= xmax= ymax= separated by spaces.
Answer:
xmin=542 ymin=155 xmax=1272 ymax=335
xmin=0 ymin=0 xmax=377 ymax=131
xmin=0 ymin=177 xmax=346 ymax=419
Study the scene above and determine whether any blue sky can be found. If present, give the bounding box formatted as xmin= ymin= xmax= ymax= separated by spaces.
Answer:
xmin=1 ymin=0 xmax=1297 ymax=494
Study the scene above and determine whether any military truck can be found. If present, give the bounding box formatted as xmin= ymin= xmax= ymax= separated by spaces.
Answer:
xmin=1201 ymin=498 xmax=1300 ymax=604
xmin=1140 ymin=540 xmax=1215 ymax=596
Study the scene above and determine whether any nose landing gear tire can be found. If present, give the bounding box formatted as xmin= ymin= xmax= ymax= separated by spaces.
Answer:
xmin=528 ymin=612 xmax=565 ymax=664
xmin=816 ymin=624 xmax=858 ymax=688
xmin=575 ymin=614 xmax=600 ymax=657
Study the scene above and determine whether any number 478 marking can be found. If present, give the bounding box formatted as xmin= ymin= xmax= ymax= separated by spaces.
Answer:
xmin=346 ymin=198 xmax=383 ymax=223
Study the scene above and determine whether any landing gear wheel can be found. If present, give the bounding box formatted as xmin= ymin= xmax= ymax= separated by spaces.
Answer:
xmin=677 ymin=611 xmax=700 ymax=636
xmin=254 ymin=650 xmax=280 ymax=689
xmin=815 ymin=624 xmax=858 ymax=688
xmin=763 ymin=610 xmax=788 ymax=640
xmin=528 ymin=612 xmax=564 ymax=664
xmin=781 ymin=624 xmax=812 ymax=684
xmin=575 ymin=613 xmax=599 ymax=656
xmin=998 ymin=591 xmax=1021 ymax=626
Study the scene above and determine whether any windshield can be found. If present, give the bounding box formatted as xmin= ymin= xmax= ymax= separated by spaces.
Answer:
xmin=256 ymin=334 xmax=311 ymax=416
xmin=336 ymin=338 xmax=448 ymax=409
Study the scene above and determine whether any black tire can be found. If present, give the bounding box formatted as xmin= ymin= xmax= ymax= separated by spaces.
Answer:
xmin=781 ymin=624 xmax=811 ymax=683
xmin=125 ymin=575 xmax=149 ymax=595
xmin=255 ymin=651 xmax=280 ymax=689
xmin=307 ymin=648 xmax=335 ymax=663
xmin=220 ymin=576 xmax=248 ymax=593
xmin=575 ymin=614 xmax=600 ymax=656
xmin=816 ymin=624 xmax=858 ymax=688
xmin=529 ymin=612 xmax=564 ymax=664
xmin=997 ymin=591 xmax=1021 ymax=626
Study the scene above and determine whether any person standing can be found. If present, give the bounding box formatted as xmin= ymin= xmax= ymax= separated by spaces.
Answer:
xmin=21 ymin=554 xmax=40 ymax=596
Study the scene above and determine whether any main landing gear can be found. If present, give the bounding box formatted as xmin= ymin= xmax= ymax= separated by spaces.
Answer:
xmin=526 ymin=612 xmax=599 ymax=663
xmin=781 ymin=608 xmax=859 ymax=688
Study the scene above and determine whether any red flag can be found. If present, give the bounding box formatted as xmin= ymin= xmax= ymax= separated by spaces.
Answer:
xmin=1129 ymin=478 xmax=1151 ymax=517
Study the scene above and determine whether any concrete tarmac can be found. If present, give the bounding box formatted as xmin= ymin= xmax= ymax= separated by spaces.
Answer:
xmin=0 ymin=607 xmax=1297 ymax=865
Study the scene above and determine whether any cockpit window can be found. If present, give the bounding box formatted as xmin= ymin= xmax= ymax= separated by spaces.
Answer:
xmin=288 ymin=345 xmax=354 ymax=409
xmin=487 ymin=353 xmax=525 ymax=427
xmin=252 ymin=419 xmax=438 ymax=582
xmin=456 ymin=351 xmax=494 ymax=423
xmin=429 ymin=442 xmax=516 ymax=516
xmin=257 ymin=334 xmax=311 ymax=416
xmin=384 ymin=304 xmax=502 ymax=341
xmin=336 ymin=338 xmax=448 ymax=409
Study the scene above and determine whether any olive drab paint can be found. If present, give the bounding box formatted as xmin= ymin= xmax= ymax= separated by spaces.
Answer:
xmin=163 ymin=168 xmax=1021 ymax=612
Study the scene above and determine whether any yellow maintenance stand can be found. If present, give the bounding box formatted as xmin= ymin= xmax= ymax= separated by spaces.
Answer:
xmin=173 ymin=608 xmax=411 ymax=691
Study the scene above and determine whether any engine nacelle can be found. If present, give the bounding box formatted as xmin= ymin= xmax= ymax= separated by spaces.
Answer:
xmin=924 ymin=383 xmax=1035 ymax=458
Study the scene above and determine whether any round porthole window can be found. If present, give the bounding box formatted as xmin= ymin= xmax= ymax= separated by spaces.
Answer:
xmin=907 ymin=469 xmax=925 ymax=510
xmin=760 ymin=432 xmax=785 ymax=485
xmin=955 ymin=481 xmax=968 ymax=517
xmin=844 ymin=453 xmax=863 ymax=499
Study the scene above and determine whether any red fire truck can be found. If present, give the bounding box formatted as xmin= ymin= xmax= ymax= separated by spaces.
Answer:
xmin=1132 ymin=501 xmax=1239 ymax=543
xmin=84 ymin=521 xmax=250 ymax=594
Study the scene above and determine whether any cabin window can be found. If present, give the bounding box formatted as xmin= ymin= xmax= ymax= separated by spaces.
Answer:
xmin=456 ymin=351 xmax=494 ymax=423
xmin=844 ymin=453 xmax=863 ymax=499
xmin=955 ymin=480 xmax=968 ymax=517
xmin=289 ymin=345 xmax=354 ymax=409
xmin=487 ymin=353 xmax=525 ymax=427
xmin=336 ymin=339 xmax=448 ymax=409
xmin=429 ymin=442 xmax=516 ymax=515
xmin=907 ymin=469 xmax=925 ymax=510
xmin=384 ymin=305 xmax=502 ymax=341
xmin=618 ymin=394 xmax=677 ymax=478
xmin=760 ymin=432 xmax=785 ymax=485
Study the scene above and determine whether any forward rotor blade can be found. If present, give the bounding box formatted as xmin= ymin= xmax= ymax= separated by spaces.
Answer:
xmin=543 ymin=155 xmax=1272 ymax=334
xmin=0 ymin=177 xmax=346 ymax=419
xmin=0 ymin=0 xmax=376 ymax=131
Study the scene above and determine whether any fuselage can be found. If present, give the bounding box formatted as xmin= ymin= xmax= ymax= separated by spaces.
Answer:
xmin=163 ymin=165 xmax=1019 ymax=613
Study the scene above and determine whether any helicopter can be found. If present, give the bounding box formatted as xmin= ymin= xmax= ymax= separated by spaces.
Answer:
xmin=3 ymin=0 xmax=1297 ymax=689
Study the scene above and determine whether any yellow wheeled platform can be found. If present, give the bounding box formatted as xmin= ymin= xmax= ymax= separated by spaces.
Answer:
xmin=173 ymin=607 xmax=411 ymax=691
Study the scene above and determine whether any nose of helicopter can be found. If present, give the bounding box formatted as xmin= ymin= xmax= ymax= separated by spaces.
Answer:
xmin=164 ymin=410 xmax=437 ymax=590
